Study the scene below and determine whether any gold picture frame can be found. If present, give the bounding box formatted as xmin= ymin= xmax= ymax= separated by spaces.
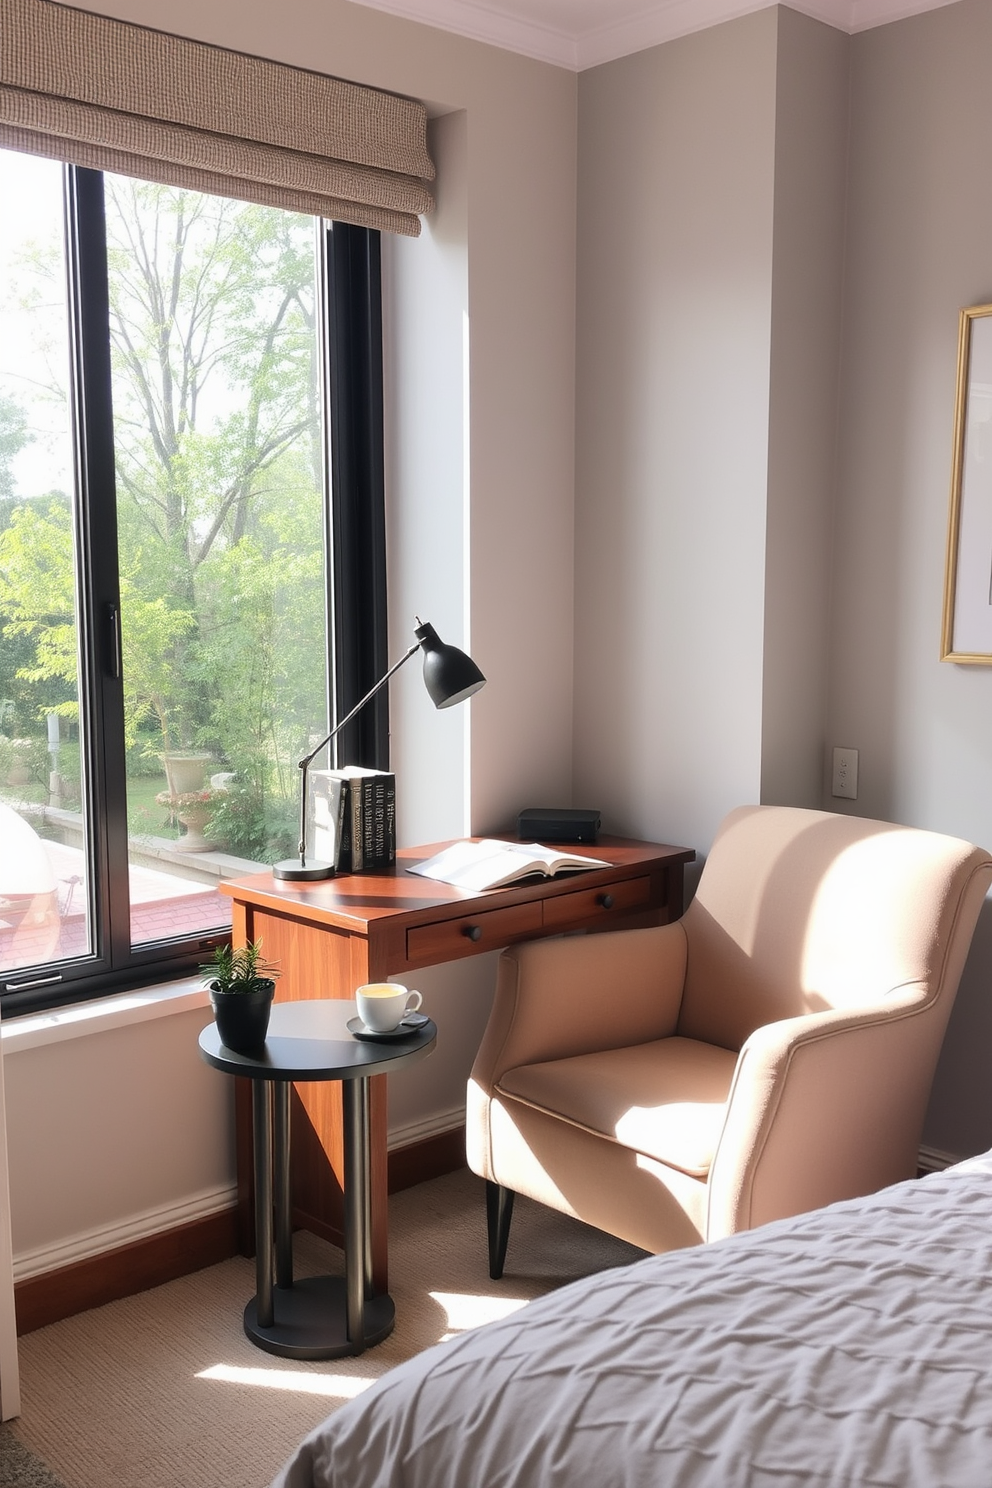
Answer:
xmin=941 ymin=302 xmax=992 ymax=664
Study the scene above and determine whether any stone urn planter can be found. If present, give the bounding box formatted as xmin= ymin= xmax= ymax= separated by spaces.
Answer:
xmin=156 ymin=788 xmax=215 ymax=852
xmin=202 ymin=940 xmax=280 ymax=1054
xmin=161 ymin=751 xmax=212 ymax=797
xmin=177 ymin=802 xmax=212 ymax=852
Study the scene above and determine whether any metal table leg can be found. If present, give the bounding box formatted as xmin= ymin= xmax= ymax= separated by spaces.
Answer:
xmin=343 ymin=1077 xmax=367 ymax=1350
xmin=243 ymin=1072 xmax=394 ymax=1359
xmin=274 ymin=1081 xmax=293 ymax=1290
xmin=252 ymin=1081 xmax=274 ymax=1329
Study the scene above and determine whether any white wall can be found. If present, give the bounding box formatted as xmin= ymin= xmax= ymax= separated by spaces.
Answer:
xmin=828 ymin=0 xmax=992 ymax=1158
xmin=3 ymin=989 xmax=232 ymax=1277
xmin=0 ymin=1011 xmax=19 ymax=1416
xmin=383 ymin=109 xmax=472 ymax=850
xmin=761 ymin=9 xmax=849 ymax=808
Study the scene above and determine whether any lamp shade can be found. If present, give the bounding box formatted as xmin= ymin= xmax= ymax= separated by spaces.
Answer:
xmin=415 ymin=621 xmax=486 ymax=708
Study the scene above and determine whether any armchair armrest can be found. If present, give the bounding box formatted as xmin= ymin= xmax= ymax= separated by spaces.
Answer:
xmin=706 ymin=985 xmax=935 ymax=1239
xmin=470 ymin=921 xmax=689 ymax=1094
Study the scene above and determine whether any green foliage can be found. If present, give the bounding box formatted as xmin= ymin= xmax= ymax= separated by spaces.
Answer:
xmin=201 ymin=938 xmax=280 ymax=994
xmin=0 ymin=172 xmax=329 ymax=863
xmin=0 ymin=393 xmax=30 ymax=501
xmin=0 ymin=496 xmax=79 ymax=720
xmin=205 ymin=778 xmax=296 ymax=862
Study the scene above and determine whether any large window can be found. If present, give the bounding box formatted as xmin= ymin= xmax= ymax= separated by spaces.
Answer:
xmin=0 ymin=148 xmax=385 ymax=1011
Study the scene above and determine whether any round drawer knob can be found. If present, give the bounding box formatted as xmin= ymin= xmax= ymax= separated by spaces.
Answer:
xmin=464 ymin=924 xmax=483 ymax=942
xmin=598 ymin=893 xmax=615 ymax=910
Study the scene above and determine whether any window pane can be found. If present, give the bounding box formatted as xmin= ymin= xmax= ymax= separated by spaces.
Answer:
xmin=102 ymin=177 xmax=328 ymax=950
xmin=0 ymin=151 xmax=94 ymax=978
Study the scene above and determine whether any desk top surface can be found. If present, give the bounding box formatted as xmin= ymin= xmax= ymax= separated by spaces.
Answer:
xmin=219 ymin=834 xmax=694 ymax=934
xmin=198 ymin=998 xmax=437 ymax=1080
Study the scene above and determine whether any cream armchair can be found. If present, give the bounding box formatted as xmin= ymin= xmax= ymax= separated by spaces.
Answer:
xmin=467 ymin=805 xmax=992 ymax=1277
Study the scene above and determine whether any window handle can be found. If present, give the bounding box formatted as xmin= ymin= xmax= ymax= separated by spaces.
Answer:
xmin=107 ymin=603 xmax=122 ymax=680
xmin=5 ymin=973 xmax=63 ymax=992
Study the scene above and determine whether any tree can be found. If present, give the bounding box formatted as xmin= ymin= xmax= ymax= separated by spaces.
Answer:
xmin=0 ymin=392 xmax=30 ymax=501
xmin=1 ymin=171 xmax=329 ymax=853
xmin=102 ymin=180 xmax=327 ymax=851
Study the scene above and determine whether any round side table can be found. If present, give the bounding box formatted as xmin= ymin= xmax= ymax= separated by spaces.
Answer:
xmin=199 ymin=998 xmax=436 ymax=1359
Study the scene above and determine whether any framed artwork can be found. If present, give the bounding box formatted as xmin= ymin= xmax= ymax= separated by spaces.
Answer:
xmin=941 ymin=303 xmax=992 ymax=664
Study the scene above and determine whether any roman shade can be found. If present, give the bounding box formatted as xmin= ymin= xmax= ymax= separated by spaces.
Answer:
xmin=0 ymin=0 xmax=435 ymax=235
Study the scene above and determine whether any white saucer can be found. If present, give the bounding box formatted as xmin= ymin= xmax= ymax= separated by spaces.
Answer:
xmin=347 ymin=1013 xmax=429 ymax=1042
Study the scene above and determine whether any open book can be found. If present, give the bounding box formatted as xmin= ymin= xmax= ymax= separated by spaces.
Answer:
xmin=408 ymin=838 xmax=610 ymax=892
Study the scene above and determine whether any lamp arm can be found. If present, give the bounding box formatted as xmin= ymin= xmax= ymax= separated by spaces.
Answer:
xmin=293 ymin=641 xmax=421 ymax=860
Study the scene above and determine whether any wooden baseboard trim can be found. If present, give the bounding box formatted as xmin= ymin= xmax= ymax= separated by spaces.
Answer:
xmin=14 ymin=1126 xmax=467 ymax=1335
xmin=389 ymin=1123 xmax=466 ymax=1193
xmin=14 ymin=1205 xmax=240 ymax=1336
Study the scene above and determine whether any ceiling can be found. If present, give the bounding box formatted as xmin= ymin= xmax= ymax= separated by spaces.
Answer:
xmin=345 ymin=0 xmax=958 ymax=67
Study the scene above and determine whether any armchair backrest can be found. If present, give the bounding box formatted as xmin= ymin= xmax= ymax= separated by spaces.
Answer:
xmin=676 ymin=805 xmax=992 ymax=1052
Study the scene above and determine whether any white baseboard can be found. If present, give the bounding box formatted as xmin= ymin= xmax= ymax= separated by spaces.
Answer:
xmin=12 ymin=1182 xmax=238 ymax=1283
xmin=917 ymin=1144 xmax=963 ymax=1174
xmin=9 ymin=1129 xmax=948 ymax=1290
xmin=387 ymin=1107 xmax=464 ymax=1151
xmin=12 ymin=1114 xmax=465 ymax=1283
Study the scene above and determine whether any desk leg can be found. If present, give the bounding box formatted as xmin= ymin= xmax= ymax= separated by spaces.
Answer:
xmin=274 ymin=1082 xmax=293 ymax=1290
xmin=252 ymin=1082 xmax=274 ymax=1330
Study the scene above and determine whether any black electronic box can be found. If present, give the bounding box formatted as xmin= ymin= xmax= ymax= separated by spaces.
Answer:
xmin=516 ymin=807 xmax=601 ymax=845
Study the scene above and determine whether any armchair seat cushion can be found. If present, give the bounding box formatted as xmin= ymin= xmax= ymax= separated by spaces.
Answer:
xmin=497 ymin=1036 xmax=739 ymax=1178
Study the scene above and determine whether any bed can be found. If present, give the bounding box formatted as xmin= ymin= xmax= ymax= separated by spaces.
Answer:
xmin=270 ymin=1153 xmax=992 ymax=1488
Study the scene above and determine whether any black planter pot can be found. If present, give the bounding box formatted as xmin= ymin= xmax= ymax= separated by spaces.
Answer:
xmin=209 ymin=979 xmax=276 ymax=1053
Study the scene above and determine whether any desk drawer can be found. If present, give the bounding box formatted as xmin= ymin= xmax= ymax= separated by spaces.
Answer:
xmin=407 ymin=901 xmax=543 ymax=964
xmin=542 ymin=874 xmax=653 ymax=929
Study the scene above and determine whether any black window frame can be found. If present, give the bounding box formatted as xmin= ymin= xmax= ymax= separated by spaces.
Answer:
xmin=1 ymin=162 xmax=387 ymax=1017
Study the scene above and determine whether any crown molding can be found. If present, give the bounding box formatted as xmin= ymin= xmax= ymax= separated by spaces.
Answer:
xmin=345 ymin=0 xmax=581 ymax=66
xmin=574 ymin=0 xmax=848 ymax=67
xmin=345 ymin=0 xmax=962 ymax=68
xmin=848 ymin=0 xmax=961 ymax=30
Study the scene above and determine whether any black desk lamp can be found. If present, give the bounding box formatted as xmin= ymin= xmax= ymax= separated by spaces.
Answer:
xmin=273 ymin=619 xmax=486 ymax=881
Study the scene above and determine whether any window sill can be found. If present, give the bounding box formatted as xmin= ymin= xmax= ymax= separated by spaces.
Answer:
xmin=0 ymin=977 xmax=210 ymax=1054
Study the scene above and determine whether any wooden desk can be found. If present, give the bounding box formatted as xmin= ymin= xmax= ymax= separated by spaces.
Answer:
xmin=221 ymin=834 xmax=694 ymax=1290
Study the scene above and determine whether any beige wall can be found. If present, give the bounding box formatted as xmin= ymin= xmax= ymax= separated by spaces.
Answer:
xmin=830 ymin=0 xmax=992 ymax=1157
xmin=573 ymin=0 xmax=991 ymax=1159
xmin=574 ymin=10 xmax=779 ymax=860
xmin=573 ymin=6 xmax=850 ymax=850
xmin=761 ymin=8 xmax=849 ymax=808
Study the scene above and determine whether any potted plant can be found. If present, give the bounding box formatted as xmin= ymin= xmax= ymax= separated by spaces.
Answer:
xmin=202 ymin=939 xmax=280 ymax=1053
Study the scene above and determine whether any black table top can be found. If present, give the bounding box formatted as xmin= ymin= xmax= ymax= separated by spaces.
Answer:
xmin=198 ymin=998 xmax=437 ymax=1080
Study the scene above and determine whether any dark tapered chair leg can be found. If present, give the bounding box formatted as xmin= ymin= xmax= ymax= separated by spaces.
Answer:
xmin=486 ymin=1181 xmax=515 ymax=1280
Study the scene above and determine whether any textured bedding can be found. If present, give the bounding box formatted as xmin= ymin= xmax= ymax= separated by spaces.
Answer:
xmin=271 ymin=1153 xmax=992 ymax=1487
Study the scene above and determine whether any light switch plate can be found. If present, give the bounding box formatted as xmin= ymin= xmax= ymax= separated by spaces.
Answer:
xmin=832 ymin=747 xmax=858 ymax=800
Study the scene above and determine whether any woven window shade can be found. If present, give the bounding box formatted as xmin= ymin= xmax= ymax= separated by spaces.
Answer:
xmin=0 ymin=0 xmax=434 ymax=235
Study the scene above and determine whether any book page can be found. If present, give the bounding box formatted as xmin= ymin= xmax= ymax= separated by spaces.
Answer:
xmin=408 ymin=839 xmax=608 ymax=891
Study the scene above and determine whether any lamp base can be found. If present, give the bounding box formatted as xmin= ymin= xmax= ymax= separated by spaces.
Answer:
xmin=272 ymin=858 xmax=336 ymax=882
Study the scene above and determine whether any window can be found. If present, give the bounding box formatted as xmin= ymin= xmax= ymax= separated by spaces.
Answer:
xmin=0 ymin=148 xmax=385 ymax=1012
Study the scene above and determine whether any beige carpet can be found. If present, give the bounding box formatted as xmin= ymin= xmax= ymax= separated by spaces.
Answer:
xmin=9 ymin=1169 xmax=645 ymax=1488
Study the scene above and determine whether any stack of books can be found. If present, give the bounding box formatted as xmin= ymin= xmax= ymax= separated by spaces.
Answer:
xmin=310 ymin=766 xmax=396 ymax=873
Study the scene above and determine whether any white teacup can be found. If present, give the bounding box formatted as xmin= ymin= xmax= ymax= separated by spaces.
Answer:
xmin=356 ymin=982 xmax=423 ymax=1033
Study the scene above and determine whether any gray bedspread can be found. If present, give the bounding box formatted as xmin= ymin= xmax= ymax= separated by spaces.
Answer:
xmin=271 ymin=1153 xmax=992 ymax=1487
